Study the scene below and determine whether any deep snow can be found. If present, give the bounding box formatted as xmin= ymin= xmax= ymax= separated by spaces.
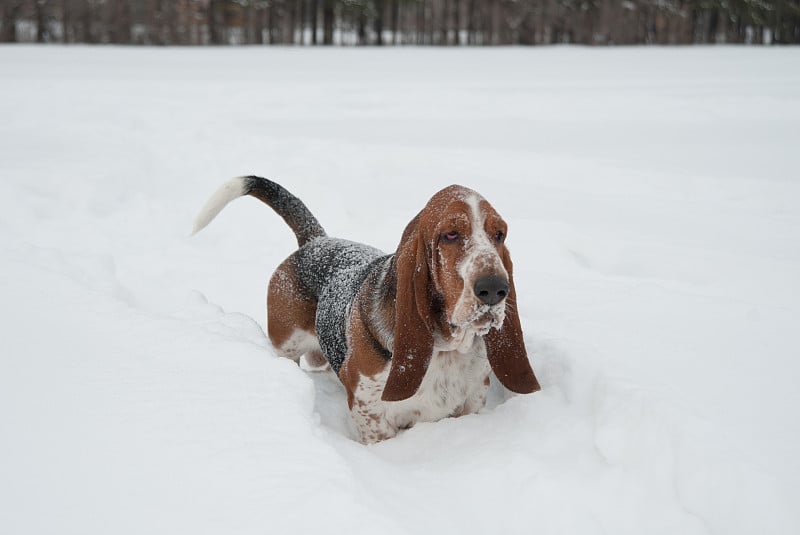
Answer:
xmin=1 ymin=46 xmax=799 ymax=534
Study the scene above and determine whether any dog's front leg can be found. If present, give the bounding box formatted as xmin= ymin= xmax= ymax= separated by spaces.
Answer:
xmin=348 ymin=377 xmax=398 ymax=444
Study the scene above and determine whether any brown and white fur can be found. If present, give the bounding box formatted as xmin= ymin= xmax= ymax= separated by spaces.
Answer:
xmin=193 ymin=176 xmax=540 ymax=444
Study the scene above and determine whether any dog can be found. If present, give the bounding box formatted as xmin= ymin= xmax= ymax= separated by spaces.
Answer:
xmin=193 ymin=176 xmax=540 ymax=443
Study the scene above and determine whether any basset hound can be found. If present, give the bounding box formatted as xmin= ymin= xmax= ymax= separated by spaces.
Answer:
xmin=193 ymin=176 xmax=540 ymax=443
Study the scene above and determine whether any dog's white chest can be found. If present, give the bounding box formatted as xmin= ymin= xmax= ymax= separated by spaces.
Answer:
xmin=350 ymin=337 xmax=491 ymax=443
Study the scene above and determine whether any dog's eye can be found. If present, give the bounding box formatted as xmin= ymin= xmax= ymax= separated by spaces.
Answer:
xmin=442 ymin=231 xmax=460 ymax=243
xmin=494 ymin=230 xmax=505 ymax=243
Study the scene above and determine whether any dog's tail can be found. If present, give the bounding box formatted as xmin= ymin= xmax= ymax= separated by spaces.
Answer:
xmin=192 ymin=176 xmax=326 ymax=247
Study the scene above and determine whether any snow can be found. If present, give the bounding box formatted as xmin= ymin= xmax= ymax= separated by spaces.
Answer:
xmin=1 ymin=45 xmax=799 ymax=534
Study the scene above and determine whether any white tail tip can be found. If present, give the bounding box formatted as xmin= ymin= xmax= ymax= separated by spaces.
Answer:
xmin=192 ymin=177 xmax=250 ymax=235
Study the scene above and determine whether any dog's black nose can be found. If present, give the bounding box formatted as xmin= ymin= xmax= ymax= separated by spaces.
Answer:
xmin=474 ymin=276 xmax=509 ymax=306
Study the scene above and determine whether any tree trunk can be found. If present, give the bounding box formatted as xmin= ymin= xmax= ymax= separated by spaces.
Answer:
xmin=298 ymin=0 xmax=306 ymax=44
xmin=374 ymin=0 xmax=384 ymax=45
xmin=467 ymin=0 xmax=477 ymax=44
xmin=81 ymin=0 xmax=93 ymax=43
xmin=391 ymin=0 xmax=399 ymax=44
xmin=417 ymin=0 xmax=425 ymax=45
xmin=110 ymin=0 xmax=131 ymax=44
xmin=208 ymin=0 xmax=221 ymax=44
xmin=323 ymin=0 xmax=334 ymax=44
xmin=357 ymin=6 xmax=367 ymax=45
xmin=454 ymin=0 xmax=462 ymax=44
xmin=2 ymin=1 xmax=23 ymax=42
xmin=164 ymin=0 xmax=177 ymax=45
xmin=441 ymin=0 xmax=449 ymax=44
xmin=490 ymin=0 xmax=500 ymax=45
xmin=287 ymin=0 xmax=296 ymax=44
xmin=258 ymin=4 xmax=267 ymax=44
xmin=267 ymin=2 xmax=275 ymax=43
xmin=311 ymin=0 xmax=319 ymax=44
xmin=426 ymin=0 xmax=434 ymax=44
xmin=246 ymin=0 xmax=255 ymax=43
xmin=36 ymin=0 xmax=49 ymax=42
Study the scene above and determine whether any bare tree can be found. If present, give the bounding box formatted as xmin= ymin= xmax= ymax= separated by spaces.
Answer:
xmin=35 ymin=0 xmax=49 ymax=42
xmin=322 ymin=0 xmax=334 ymax=44
xmin=208 ymin=0 xmax=222 ymax=44
xmin=2 ymin=0 xmax=25 ymax=42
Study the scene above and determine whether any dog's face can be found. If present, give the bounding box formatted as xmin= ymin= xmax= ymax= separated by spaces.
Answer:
xmin=383 ymin=184 xmax=538 ymax=402
xmin=422 ymin=187 xmax=511 ymax=344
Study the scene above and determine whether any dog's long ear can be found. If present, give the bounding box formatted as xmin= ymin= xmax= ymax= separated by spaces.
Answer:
xmin=382 ymin=216 xmax=435 ymax=402
xmin=485 ymin=246 xmax=541 ymax=394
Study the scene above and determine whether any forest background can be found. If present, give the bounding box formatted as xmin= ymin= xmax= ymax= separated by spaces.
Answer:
xmin=3 ymin=0 xmax=799 ymax=46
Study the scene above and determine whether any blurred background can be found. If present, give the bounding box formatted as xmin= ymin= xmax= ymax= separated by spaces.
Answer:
xmin=2 ymin=0 xmax=799 ymax=46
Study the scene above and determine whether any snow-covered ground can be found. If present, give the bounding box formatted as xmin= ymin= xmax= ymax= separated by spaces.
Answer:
xmin=1 ymin=45 xmax=799 ymax=534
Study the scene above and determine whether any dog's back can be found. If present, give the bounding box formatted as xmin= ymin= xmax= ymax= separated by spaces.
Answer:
xmin=193 ymin=177 xmax=386 ymax=372
xmin=294 ymin=237 xmax=387 ymax=372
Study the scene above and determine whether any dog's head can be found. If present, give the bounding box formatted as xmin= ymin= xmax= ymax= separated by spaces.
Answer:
xmin=382 ymin=185 xmax=540 ymax=401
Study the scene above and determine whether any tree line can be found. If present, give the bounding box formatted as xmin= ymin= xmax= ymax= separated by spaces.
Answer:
xmin=3 ymin=0 xmax=799 ymax=45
